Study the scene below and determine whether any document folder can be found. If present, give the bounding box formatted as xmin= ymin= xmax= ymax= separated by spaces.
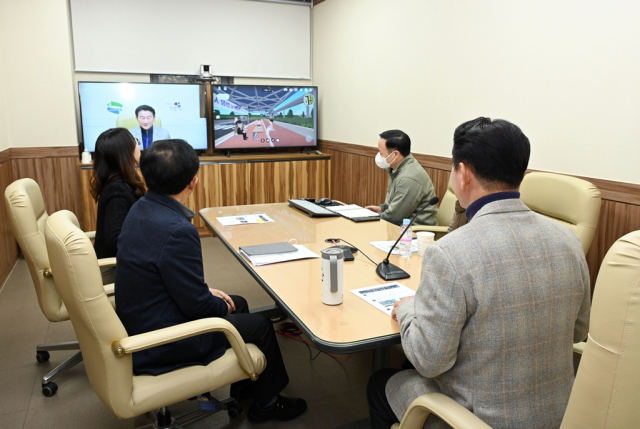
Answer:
xmin=238 ymin=242 xmax=298 ymax=257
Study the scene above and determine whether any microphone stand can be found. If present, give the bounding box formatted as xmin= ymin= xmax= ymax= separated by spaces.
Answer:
xmin=376 ymin=196 xmax=440 ymax=280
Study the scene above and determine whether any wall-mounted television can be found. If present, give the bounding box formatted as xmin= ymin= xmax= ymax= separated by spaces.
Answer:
xmin=78 ymin=82 xmax=208 ymax=152
xmin=213 ymin=85 xmax=318 ymax=150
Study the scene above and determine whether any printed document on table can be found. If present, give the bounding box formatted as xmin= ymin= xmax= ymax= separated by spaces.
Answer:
xmin=370 ymin=239 xmax=418 ymax=255
xmin=240 ymin=244 xmax=319 ymax=267
xmin=327 ymin=204 xmax=380 ymax=219
xmin=217 ymin=214 xmax=274 ymax=226
xmin=350 ymin=282 xmax=416 ymax=317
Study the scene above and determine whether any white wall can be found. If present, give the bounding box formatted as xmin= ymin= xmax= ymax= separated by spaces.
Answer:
xmin=0 ymin=51 xmax=8 ymax=152
xmin=0 ymin=0 xmax=78 ymax=148
xmin=312 ymin=0 xmax=640 ymax=184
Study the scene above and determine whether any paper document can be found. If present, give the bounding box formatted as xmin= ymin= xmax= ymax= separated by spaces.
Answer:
xmin=370 ymin=239 xmax=418 ymax=255
xmin=350 ymin=282 xmax=416 ymax=317
xmin=327 ymin=204 xmax=379 ymax=219
xmin=217 ymin=214 xmax=274 ymax=226
xmin=240 ymin=244 xmax=319 ymax=267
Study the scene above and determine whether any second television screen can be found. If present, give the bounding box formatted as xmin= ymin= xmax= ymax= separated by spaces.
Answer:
xmin=214 ymin=85 xmax=317 ymax=150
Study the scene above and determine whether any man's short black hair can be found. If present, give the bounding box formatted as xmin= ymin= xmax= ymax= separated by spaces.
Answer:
xmin=135 ymin=105 xmax=156 ymax=117
xmin=140 ymin=139 xmax=200 ymax=195
xmin=379 ymin=130 xmax=411 ymax=157
xmin=452 ymin=117 xmax=530 ymax=190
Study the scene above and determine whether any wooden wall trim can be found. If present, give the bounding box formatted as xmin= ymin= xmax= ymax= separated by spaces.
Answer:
xmin=10 ymin=146 xmax=79 ymax=159
xmin=0 ymin=148 xmax=10 ymax=165
xmin=313 ymin=0 xmax=327 ymax=5
xmin=319 ymin=139 xmax=640 ymax=206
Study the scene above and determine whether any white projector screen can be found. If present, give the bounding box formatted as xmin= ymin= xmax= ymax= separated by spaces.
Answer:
xmin=69 ymin=0 xmax=311 ymax=79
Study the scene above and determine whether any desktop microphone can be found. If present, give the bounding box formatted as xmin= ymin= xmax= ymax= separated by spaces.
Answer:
xmin=376 ymin=196 xmax=440 ymax=280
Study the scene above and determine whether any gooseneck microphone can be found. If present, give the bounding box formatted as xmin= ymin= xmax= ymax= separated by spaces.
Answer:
xmin=376 ymin=196 xmax=440 ymax=280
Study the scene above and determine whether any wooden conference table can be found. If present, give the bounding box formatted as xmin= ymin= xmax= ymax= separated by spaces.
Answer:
xmin=200 ymin=203 xmax=424 ymax=361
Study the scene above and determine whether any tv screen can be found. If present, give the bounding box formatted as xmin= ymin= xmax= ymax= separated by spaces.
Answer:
xmin=213 ymin=85 xmax=317 ymax=150
xmin=78 ymin=82 xmax=208 ymax=152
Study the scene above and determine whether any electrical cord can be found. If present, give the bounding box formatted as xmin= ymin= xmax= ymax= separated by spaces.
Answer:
xmin=329 ymin=238 xmax=377 ymax=266
xmin=275 ymin=322 xmax=351 ymax=362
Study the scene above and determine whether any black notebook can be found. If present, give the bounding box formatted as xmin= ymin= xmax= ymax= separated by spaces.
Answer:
xmin=239 ymin=242 xmax=298 ymax=257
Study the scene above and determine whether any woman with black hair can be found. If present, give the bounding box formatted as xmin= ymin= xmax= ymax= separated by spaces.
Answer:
xmin=90 ymin=128 xmax=146 ymax=281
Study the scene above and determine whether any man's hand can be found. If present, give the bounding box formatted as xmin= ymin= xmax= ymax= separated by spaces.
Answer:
xmin=365 ymin=205 xmax=382 ymax=214
xmin=209 ymin=289 xmax=235 ymax=314
xmin=391 ymin=296 xmax=415 ymax=321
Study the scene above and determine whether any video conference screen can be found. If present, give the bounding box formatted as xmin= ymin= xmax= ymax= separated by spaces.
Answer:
xmin=213 ymin=85 xmax=318 ymax=150
xmin=78 ymin=82 xmax=208 ymax=152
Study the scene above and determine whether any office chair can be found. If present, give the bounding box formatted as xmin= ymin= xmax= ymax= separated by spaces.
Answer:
xmin=520 ymin=172 xmax=601 ymax=254
xmin=116 ymin=115 xmax=163 ymax=129
xmin=413 ymin=180 xmax=457 ymax=239
xmin=392 ymin=229 xmax=640 ymax=429
xmin=44 ymin=210 xmax=266 ymax=427
xmin=4 ymin=178 xmax=116 ymax=396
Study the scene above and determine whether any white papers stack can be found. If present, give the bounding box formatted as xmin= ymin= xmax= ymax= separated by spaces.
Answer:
xmin=240 ymin=244 xmax=319 ymax=266
xmin=327 ymin=204 xmax=380 ymax=219
xmin=370 ymin=239 xmax=418 ymax=255
xmin=350 ymin=282 xmax=416 ymax=316
xmin=217 ymin=214 xmax=274 ymax=226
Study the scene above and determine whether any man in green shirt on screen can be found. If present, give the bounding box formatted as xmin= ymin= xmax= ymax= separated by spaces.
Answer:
xmin=365 ymin=130 xmax=438 ymax=226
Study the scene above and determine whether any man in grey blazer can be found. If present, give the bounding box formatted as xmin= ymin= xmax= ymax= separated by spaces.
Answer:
xmin=129 ymin=104 xmax=171 ymax=150
xmin=367 ymin=117 xmax=590 ymax=429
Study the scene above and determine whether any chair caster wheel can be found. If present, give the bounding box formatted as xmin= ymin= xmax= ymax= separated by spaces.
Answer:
xmin=36 ymin=351 xmax=50 ymax=363
xmin=42 ymin=382 xmax=58 ymax=397
xmin=227 ymin=402 xmax=242 ymax=419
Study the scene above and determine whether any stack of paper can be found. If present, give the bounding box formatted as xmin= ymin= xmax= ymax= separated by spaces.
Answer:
xmin=350 ymin=282 xmax=416 ymax=317
xmin=239 ymin=244 xmax=319 ymax=267
xmin=370 ymin=239 xmax=418 ymax=255
xmin=327 ymin=204 xmax=379 ymax=220
xmin=217 ymin=214 xmax=274 ymax=226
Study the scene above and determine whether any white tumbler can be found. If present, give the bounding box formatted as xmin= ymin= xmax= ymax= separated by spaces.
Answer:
xmin=321 ymin=248 xmax=344 ymax=305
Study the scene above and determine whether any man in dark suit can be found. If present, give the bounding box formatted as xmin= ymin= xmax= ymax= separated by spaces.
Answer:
xmin=115 ymin=139 xmax=306 ymax=423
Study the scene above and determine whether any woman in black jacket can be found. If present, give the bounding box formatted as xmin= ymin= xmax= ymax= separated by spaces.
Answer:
xmin=90 ymin=128 xmax=146 ymax=282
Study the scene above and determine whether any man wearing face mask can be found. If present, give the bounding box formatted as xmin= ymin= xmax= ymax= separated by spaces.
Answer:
xmin=365 ymin=130 xmax=438 ymax=226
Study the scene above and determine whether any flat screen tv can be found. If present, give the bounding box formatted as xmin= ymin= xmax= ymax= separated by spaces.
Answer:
xmin=78 ymin=82 xmax=208 ymax=152
xmin=213 ymin=85 xmax=318 ymax=150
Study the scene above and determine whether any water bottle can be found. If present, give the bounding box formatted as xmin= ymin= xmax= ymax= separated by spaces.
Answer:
xmin=399 ymin=219 xmax=412 ymax=258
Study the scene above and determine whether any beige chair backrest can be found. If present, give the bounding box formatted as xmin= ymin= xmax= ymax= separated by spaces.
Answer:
xmin=116 ymin=115 xmax=162 ymax=130
xmin=520 ymin=172 xmax=601 ymax=254
xmin=436 ymin=180 xmax=456 ymax=227
xmin=4 ymin=178 xmax=68 ymax=321
xmin=561 ymin=230 xmax=640 ymax=428
xmin=44 ymin=210 xmax=134 ymax=415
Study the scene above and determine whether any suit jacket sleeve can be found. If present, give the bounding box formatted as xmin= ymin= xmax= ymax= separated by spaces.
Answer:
xmin=158 ymin=224 xmax=228 ymax=319
xmin=380 ymin=176 xmax=423 ymax=224
xmin=396 ymin=244 xmax=466 ymax=378
xmin=574 ymin=252 xmax=591 ymax=342
xmin=102 ymin=195 xmax=130 ymax=255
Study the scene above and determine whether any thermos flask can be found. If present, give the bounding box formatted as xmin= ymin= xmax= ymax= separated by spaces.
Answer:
xmin=321 ymin=247 xmax=344 ymax=305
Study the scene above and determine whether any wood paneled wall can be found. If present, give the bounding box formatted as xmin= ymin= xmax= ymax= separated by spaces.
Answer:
xmin=0 ymin=150 xmax=18 ymax=289
xmin=0 ymin=146 xmax=83 ymax=290
xmin=319 ymin=139 xmax=640 ymax=292
xmin=79 ymin=154 xmax=332 ymax=234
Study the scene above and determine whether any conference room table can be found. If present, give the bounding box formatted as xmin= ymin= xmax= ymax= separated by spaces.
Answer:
xmin=200 ymin=203 xmax=425 ymax=367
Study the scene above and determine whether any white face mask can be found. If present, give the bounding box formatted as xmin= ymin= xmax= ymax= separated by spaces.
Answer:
xmin=375 ymin=151 xmax=396 ymax=169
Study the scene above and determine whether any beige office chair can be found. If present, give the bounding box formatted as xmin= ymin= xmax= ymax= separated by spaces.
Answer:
xmin=520 ymin=172 xmax=601 ymax=254
xmin=45 ymin=210 xmax=266 ymax=426
xmin=4 ymin=178 xmax=115 ymax=396
xmin=116 ymin=115 xmax=163 ymax=130
xmin=392 ymin=229 xmax=640 ymax=429
xmin=413 ymin=180 xmax=457 ymax=240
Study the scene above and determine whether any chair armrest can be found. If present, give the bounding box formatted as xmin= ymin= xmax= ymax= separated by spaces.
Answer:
xmin=112 ymin=318 xmax=259 ymax=380
xmin=97 ymin=257 xmax=116 ymax=268
xmin=85 ymin=230 xmax=96 ymax=239
xmin=573 ymin=342 xmax=586 ymax=355
xmin=103 ymin=283 xmax=114 ymax=295
xmin=397 ymin=392 xmax=492 ymax=429
xmin=412 ymin=225 xmax=449 ymax=234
